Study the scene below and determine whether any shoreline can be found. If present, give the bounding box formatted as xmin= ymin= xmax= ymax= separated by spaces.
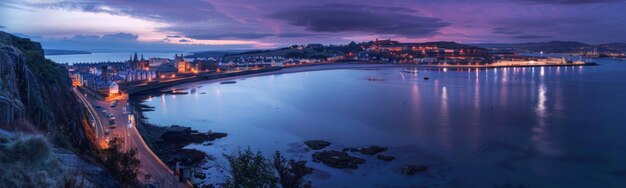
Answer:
xmin=137 ymin=62 xmax=597 ymax=92
xmin=128 ymin=61 xmax=600 ymax=186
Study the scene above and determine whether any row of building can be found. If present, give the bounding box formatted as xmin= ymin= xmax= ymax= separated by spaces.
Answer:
xmin=69 ymin=53 xmax=220 ymax=96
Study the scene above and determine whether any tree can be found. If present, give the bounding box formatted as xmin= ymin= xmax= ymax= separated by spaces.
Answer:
xmin=272 ymin=151 xmax=312 ymax=188
xmin=103 ymin=137 xmax=141 ymax=187
xmin=223 ymin=148 xmax=277 ymax=188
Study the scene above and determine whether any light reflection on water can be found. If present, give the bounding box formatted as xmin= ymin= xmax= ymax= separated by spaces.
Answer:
xmin=143 ymin=60 xmax=626 ymax=187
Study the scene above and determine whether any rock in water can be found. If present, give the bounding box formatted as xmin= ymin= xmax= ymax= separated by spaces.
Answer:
xmin=376 ymin=155 xmax=395 ymax=162
xmin=304 ymin=140 xmax=331 ymax=150
xmin=312 ymin=150 xmax=365 ymax=169
xmin=402 ymin=165 xmax=428 ymax=175
xmin=360 ymin=146 xmax=388 ymax=155
xmin=342 ymin=147 xmax=359 ymax=152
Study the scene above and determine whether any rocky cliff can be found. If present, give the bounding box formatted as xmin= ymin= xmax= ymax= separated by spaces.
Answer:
xmin=0 ymin=31 xmax=91 ymax=149
xmin=0 ymin=31 xmax=114 ymax=186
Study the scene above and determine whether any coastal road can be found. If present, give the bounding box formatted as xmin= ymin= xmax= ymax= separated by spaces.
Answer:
xmin=73 ymin=87 xmax=187 ymax=187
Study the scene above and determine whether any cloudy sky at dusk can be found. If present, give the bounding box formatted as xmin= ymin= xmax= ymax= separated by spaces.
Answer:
xmin=1 ymin=0 xmax=625 ymax=52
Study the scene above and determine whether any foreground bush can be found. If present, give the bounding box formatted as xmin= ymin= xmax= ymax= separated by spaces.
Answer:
xmin=223 ymin=148 xmax=278 ymax=187
xmin=222 ymin=148 xmax=312 ymax=188
xmin=102 ymin=137 xmax=141 ymax=187
xmin=273 ymin=151 xmax=312 ymax=188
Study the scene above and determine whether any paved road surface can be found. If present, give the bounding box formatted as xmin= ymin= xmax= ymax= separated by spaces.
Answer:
xmin=73 ymin=87 xmax=187 ymax=187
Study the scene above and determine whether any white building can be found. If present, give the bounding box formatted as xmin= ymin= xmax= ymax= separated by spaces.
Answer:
xmin=109 ymin=82 xmax=119 ymax=94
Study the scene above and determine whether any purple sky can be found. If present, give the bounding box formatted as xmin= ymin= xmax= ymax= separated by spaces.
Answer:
xmin=1 ymin=0 xmax=625 ymax=52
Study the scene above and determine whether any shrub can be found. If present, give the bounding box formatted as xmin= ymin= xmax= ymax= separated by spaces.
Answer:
xmin=273 ymin=151 xmax=312 ymax=188
xmin=102 ymin=137 xmax=141 ymax=187
xmin=222 ymin=148 xmax=278 ymax=188
xmin=222 ymin=148 xmax=313 ymax=188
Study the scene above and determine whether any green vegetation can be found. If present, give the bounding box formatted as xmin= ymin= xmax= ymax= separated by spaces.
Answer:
xmin=223 ymin=148 xmax=278 ymax=187
xmin=273 ymin=151 xmax=312 ymax=188
xmin=102 ymin=137 xmax=141 ymax=187
xmin=0 ymin=134 xmax=66 ymax=187
xmin=222 ymin=148 xmax=312 ymax=188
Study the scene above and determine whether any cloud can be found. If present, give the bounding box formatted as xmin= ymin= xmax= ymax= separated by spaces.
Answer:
xmin=36 ymin=32 xmax=257 ymax=52
xmin=492 ymin=27 xmax=522 ymax=35
xmin=70 ymin=32 xmax=138 ymax=41
xmin=167 ymin=35 xmax=183 ymax=38
xmin=0 ymin=25 xmax=5 ymax=29
xmin=513 ymin=0 xmax=624 ymax=5
xmin=268 ymin=4 xmax=450 ymax=38
xmin=189 ymin=33 xmax=273 ymax=40
xmin=30 ymin=0 xmax=226 ymax=23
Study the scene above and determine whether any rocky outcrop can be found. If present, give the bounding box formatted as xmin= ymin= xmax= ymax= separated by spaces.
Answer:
xmin=376 ymin=155 xmax=395 ymax=162
xmin=312 ymin=150 xmax=365 ymax=169
xmin=0 ymin=31 xmax=90 ymax=149
xmin=359 ymin=146 xmax=388 ymax=155
xmin=402 ymin=165 xmax=428 ymax=175
xmin=304 ymin=140 xmax=330 ymax=150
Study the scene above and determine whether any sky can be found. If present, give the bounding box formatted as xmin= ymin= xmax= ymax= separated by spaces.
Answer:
xmin=1 ymin=0 xmax=626 ymax=52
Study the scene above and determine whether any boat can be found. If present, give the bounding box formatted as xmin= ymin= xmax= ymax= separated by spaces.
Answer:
xmin=423 ymin=76 xmax=430 ymax=80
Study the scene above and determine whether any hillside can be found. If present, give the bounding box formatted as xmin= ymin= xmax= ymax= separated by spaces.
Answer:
xmin=0 ymin=31 xmax=111 ymax=186
xmin=1 ymin=31 xmax=92 ymax=148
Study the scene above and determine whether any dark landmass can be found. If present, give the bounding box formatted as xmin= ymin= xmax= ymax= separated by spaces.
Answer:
xmin=44 ymin=49 xmax=92 ymax=55
xmin=476 ymin=41 xmax=589 ymax=50
xmin=184 ymin=50 xmax=245 ymax=58
xmin=218 ymin=41 xmax=483 ymax=61
xmin=474 ymin=41 xmax=626 ymax=53
xmin=224 ymin=47 xmax=342 ymax=60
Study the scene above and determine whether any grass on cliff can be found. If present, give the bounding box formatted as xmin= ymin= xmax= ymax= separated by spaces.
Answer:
xmin=0 ymin=134 xmax=68 ymax=187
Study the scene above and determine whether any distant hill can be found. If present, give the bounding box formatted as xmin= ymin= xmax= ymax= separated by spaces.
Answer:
xmin=475 ymin=41 xmax=590 ymax=49
xmin=184 ymin=50 xmax=246 ymax=58
xmin=196 ymin=41 xmax=487 ymax=60
xmin=473 ymin=41 xmax=626 ymax=53
xmin=223 ymin=47 xmax=346 ymax=60
xmin=44 ymin=49 xmax=91 ymax=55
xmin=403 ymin=41 xmax=484 ymax=49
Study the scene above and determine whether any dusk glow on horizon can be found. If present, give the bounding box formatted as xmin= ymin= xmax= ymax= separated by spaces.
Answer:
xmin=1 ymin=0 xmax=626 ymax=52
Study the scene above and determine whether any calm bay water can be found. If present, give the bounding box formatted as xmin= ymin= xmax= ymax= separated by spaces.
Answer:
xmin=142 ymin=59 xmax=626 ymax=187
xmin=47 ymin=52 xmax=183 ymax=64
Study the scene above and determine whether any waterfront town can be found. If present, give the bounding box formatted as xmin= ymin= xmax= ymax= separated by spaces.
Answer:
xmin=68 ymin=39 xmax=594 ymax=97
xmin=4 ymin=0 xmax=626 ymax=187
